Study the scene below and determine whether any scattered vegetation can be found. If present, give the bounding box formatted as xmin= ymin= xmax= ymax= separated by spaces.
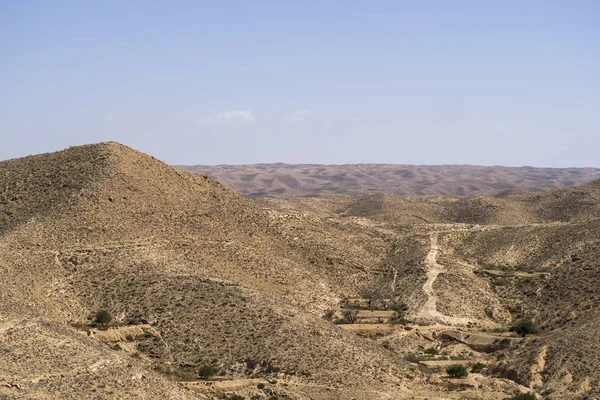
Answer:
xmin=359 ymin=281 xmax=388 ymax=308
xmin=389 ymin=301 xmax=408 ymax=314
xmin=507 ymin=393 xmax=536 ymax=400
xmin=198 ymin=364 xmax=218 ymax=379
xmin=322 ymin=309 xmax=336 ymax=321
xmin=471 ymin=362 xmax=485 ymax=373
xmin=388 ymin=307 xmax=409 ymax=325
xmin=424 ymin=347 xmax=439 ymax=356
xmin=388 ymin=316 xmax=408 ymax=325
xmin=153 ymin=365 xmax=197 ymax=382
xmin=510 ymin=320 xmax=540 ymax=336
xmin=450 ymin=351 xmax=473 ymax=361
xmin=403 ymin=353 xmax=420 ymax=363
xmin=228 ymin=395 xmax=245 ymax=400
xmin=518 ymin=278 xmax=535 ymax=287
xmin=340 ymin=309 xmax=359 ymax=324
xmin=493 ymin=278 xmax=509 ymax=286
xmin=93 ymin=309 xmax=112 ymax=325
xmin=446 ymin=364 xmax=468 ymax=378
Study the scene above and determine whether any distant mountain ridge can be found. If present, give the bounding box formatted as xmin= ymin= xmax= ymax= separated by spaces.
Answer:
xmin=178 ymin=163 xmax=600 ymax=198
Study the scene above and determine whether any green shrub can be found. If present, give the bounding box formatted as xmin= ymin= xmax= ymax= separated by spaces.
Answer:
xmin=388 ymin=317 xmax=408 ymax=325
xmin=493 ymin=278 xmax=509 ymax=286
xmin=389 ymin=302 xmax=408 ymax=314
xmin=450 ymin=355 xmax=470 ymax=361
xmin=471 ymin=362 xmax=485 ymax=373
xmin=257 ymin=383 xmax=265 ymax=389
xmin=198 ymin=364 xmax=218 ymax=379
xmin=404 ymin=353 xmax=419 ymax=363
xmin=424 ymin=347 xmax=439 ymax=355
xmin=229 ymin=395 xmax=244 ymax=400
xmin=508 ymin=393 xmax=536 ymax=400
xmin=520 ymin=278 xmax=535 ymax=286
xmin=94 ymin=310 xmax=112 ymax=325
xmin=388 ymin=310 xmax=409 ymax=325
xmin=341 ymin=309 xmax=359 ymax=324
xmin=510 ymin=320 xmax=540 ymax=336
xmin=446 ymin=364 xmax=468 ymax=378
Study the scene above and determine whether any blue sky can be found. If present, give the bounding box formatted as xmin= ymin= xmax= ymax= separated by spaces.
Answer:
xmin=1 ymin=1 xmax=599 ymax=166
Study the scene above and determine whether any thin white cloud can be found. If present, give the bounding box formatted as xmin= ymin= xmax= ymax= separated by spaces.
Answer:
xmin=284 ymin=110 xmax=309 ymax=122
xmin=197 ymin=110 xmax=255 ymax=126
xmin=493 ymin=122 xmax=507 ymax=132
xmin=105 ymin=115 xmax=113 ymax=121
xmin=349 ymin=116 xmax=361 ymax=123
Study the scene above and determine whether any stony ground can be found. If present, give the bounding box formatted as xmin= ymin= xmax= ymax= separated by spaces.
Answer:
xmin=1 ymin=142 xmax=599 ymax=399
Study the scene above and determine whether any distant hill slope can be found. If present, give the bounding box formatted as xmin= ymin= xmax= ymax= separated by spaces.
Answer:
xmin=178 ymin=163 xmax=600 ymax=198
xmin=265 ymin=177 xmax=600 ymax=226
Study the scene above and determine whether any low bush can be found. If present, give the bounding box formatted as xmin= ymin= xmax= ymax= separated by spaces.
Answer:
xmin=510 ymin=320 xmax=540 ymax=336
xmin=519 ymin=278 xmax=535 ymax=286
xmin=94 ymin=309 xmax=112 ymax=325
xmin=388 ymin=316 xmax=409 ymax=325
xmin=198 ymin=364 xmax=218 ymax=379
xmin=341 ymin=309 xmax=359 ymax=324
xmin=446 ymin=365 xmax=468 ymax=378
xmin=508 ymin=393 xmax=536 ymax=400
xmin=424 ymin=347 xmax=439 ymax=355
xmin=470 ymin=362 xmax=485 ymax=373
xmin=389 ymin=302 xmax=408 ymax=314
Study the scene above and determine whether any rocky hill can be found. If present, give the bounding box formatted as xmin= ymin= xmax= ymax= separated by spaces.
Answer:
xmin=2 ymin=143 xmax=600 ymax=399
xmin=178 ymin=163 xmax=600 ymax=198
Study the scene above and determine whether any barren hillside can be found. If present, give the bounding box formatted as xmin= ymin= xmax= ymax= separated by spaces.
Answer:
xmin=2 ymin=143 xmax=600 ymax=399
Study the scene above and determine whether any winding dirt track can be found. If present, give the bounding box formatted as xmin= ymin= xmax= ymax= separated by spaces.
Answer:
xmin=412 ymin=230 xmax=483 ymax=326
